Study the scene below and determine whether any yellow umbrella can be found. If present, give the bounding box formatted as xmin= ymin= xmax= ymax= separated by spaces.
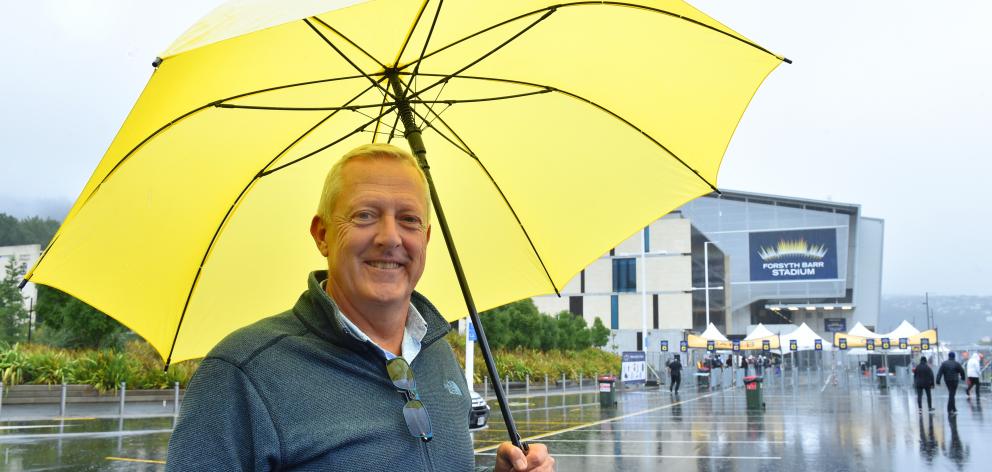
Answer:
xmin=24 ymin=0 xmax=787 ymax=447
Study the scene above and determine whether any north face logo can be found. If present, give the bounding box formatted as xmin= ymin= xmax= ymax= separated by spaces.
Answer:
xmin=445 ymin=380 xmax=462 ymax=396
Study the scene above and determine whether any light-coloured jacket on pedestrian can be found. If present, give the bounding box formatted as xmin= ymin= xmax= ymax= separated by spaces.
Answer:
xmin=966 ymin=356 xmax=982 ymax=378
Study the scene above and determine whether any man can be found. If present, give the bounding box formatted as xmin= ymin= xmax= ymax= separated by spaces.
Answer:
xmin=913 ymin=356 xmax=935 ymax=412
xmin=936 ymin=352 xmax=967 ymax=415
xmin=965 ymin=352 xmax=982 ymax=400
xmin=667 ymin=354 xmax=682 ymax=394
xmin=167 ymin=144 xmax=554 ymax=471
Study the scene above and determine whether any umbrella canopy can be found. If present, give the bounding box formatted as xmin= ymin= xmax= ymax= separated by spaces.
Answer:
xmin=25 ymin=0 xmax=786 ymax=364
xmin=780 ymin=322 xmax=832 ymax=351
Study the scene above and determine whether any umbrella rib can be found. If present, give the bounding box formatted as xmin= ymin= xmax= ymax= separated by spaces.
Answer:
xmin=303 ymin=18 xmax=394 ymax=102
xmin=419 ymin=77 xmax=450 ymax=129
xmin=390 ymin=0 xmax=432 ymax=68
xmin=401 ymin=0 xmax=444 ymax=101
xmin=410 ymin=89 xmax=552 ymax=105
xmin=413 ymin=72 xmax=718 ymax=192
xmin=405 ymin=104 xmax=562 ymax=297
xmin=164 ymin=84 xmax=389 ymax=367
xmin=85 ymin=75 xmax=375 ymax=204
xmin=399 ymin=1 xmax=787 ymax=77
xmin=260 ymin=104 xmax=398 ymax=177
xmin=309 ymin=16 xmax=386 ymax=70
xmin=405 ymin=8 xmax=557 ymax=103
xmin=387 ymin=111 xmax=402 ymax=144
xmin=216 ymin=103 xmax=394 ymax=111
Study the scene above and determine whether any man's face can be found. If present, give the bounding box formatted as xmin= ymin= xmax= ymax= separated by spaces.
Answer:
xmin=313 ymin=157 xmax=431 ymax=310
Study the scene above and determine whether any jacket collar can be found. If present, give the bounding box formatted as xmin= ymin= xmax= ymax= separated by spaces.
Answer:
xmin=293 ymin=270 xmax=451 ymax=352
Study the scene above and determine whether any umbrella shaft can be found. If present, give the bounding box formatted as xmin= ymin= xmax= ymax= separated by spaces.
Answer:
xmin=387 ymin=72 xmax=526 ymax=452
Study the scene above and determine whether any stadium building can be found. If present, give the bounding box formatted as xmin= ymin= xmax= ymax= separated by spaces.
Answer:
xmin=532 ymin=190 xmax=884 ymax=353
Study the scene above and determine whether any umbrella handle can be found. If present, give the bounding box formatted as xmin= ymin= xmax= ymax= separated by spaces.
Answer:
xmin=388 ymin=73 xmax=528 ymax=452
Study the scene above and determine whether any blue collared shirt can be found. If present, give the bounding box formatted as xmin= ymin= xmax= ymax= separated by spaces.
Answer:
xmin=321 ymin=281 xmax=428 ymax=362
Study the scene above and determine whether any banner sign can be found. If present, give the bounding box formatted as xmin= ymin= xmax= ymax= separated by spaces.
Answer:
xmin=749 ymin=228 xmax=839 ymax=281
xmin=660 ymin=340 xmax=668 ymax=352
xmin=814 ymin=339 xmax=823 ymax=351
xmin=866 ymin=339 xmax=875 ymax=351
xmin=824 ymin=318 xmax=847 ymax=333
xmin=921 ymin=338 xmax=930 ymax=350
xmin=680 ymin=341 xmax=688 ymax=352
xmin=789 ymin=340 xmax=798 ymax=351
xmin=881 ymin=338 xmax=890 ymax=350
xmin=839 ymin=339 xmax=848 ymax=350
xmin=621 ymin=351 xmax=646 ymax=385
xmin=741 ymin=337 xmax=780 ymax=350
xmin=732 ymin=341 xmax=740 ymax=352
xmin=707 ymin=340 xmax=715 ymax=352
xmin=899 ymin=338 xmax=908 ymax=350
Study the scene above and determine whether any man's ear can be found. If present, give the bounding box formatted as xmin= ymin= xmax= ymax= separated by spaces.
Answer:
xmin=310 ymin=215 xmax=329 ymax=257
xmin=425 ymin=223 xmax=431 ymax=243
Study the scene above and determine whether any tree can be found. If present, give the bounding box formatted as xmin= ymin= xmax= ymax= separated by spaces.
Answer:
xmin=590 ymin=317 xmax=610 ymax=347
xmin=0 ymin=212 xmax=59 ymax=247
xmin=555 ymin=311 xmax=591 ymax=350
xmin=0 ymin=257 xmax=29 ymax=343
xmin=35 ymin=285 xmax=130 ymax=349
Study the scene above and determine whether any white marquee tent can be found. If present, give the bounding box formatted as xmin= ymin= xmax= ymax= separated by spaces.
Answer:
xmin=781 ymin=323 xmax=832 ymax=351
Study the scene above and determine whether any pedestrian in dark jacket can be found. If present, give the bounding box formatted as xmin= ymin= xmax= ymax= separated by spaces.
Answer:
xmin=667 ymin=355 xmax=683 ymax=394
xmin=936 ymin=352 xmax=967 ymax=414
xmin=913 ymin=356 xmax=935 ymax=412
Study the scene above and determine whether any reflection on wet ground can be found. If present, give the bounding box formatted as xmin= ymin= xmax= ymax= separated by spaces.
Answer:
xmin=1 ymin=377 xmax=989 ymax=471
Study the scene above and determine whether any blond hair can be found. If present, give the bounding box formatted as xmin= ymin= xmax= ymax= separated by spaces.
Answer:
xmin=316 ymin=143 xmax=431 ymax=223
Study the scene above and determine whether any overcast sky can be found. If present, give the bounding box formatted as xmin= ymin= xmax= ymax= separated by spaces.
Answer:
xmin=2 ymin=1 xmax=990 ymax=296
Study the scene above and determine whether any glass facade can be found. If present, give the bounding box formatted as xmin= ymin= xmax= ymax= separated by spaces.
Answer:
xmin=612 ymin=258 xmax=637 ymax=293
xmin=677 ymin=193 xmax=858 ymax=333
xmin=690 ymin=227 xmax=727 ymax=332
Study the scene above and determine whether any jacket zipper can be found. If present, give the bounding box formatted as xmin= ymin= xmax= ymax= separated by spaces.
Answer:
xmin=421 ymin=440 xmax=435 ymax=472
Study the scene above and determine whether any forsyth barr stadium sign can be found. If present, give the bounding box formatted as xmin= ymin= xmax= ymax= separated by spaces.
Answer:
xmin=748 ymin=228 xmax=839 ymax=281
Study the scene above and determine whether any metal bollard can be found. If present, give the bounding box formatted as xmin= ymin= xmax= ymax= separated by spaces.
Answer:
xmin=525 ymin=374 xmax=530 ymax=396
xmin=505 ymin=375 xmax=510 ymax=395
xmin=545 ymin=375 xmax=549 ymax=395
xmin=119 ymin=382 xmax=127 ymax=418
xmin=60 ymin=383 xmax=67 ymax=417
xmin=0 ymin=381 xmax=4 ymax=419
xmin=174 ymin=382 xmax=180 ymax=416
xmin=561 ymin=373 xmax=566 ymax=393
xmin=484 ymin=376 xmax=488 ymax=398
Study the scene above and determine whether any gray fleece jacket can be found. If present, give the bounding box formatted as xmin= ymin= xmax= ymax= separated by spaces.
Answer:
xmin=166 ymin=271 xmax=481 ymax=471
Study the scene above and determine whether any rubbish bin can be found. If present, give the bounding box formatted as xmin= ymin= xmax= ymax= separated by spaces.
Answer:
xmin=744 ymin=375 xmax=764 ymax=410
xmin=876 ymin=367 xmax=888 ymax=389
xmin=598 ymin=375 xmax=617 ymax=408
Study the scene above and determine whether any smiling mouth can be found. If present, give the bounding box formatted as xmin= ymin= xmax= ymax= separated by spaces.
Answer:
xmin=366 ymin=261 xmax=402 ymax=269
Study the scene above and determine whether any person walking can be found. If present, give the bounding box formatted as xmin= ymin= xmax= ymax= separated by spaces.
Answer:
xmin=667 ymin=355 xmax=683 ymax=394
xmin=913 ymin=356 xmax=935 ymax=412
xmin=936 ymin=352 xmax=967 ymax=415
xmin=965 ymin=352 xmax=982 ymax=400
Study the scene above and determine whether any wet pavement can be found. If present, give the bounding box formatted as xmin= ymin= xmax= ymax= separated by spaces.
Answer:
xmin=0 ymin=372 xmax=989 ymax=470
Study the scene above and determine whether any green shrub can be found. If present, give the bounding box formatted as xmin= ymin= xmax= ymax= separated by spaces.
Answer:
xmin=75 ymin=350 xmax=139 ymax=392
xmin=0 ymin=343 xmax=32 ymax=386
xmin=26 ymin=349 xmax=77 ymax=384
xmin=447 ymin=331 xmax=621 ymax=384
